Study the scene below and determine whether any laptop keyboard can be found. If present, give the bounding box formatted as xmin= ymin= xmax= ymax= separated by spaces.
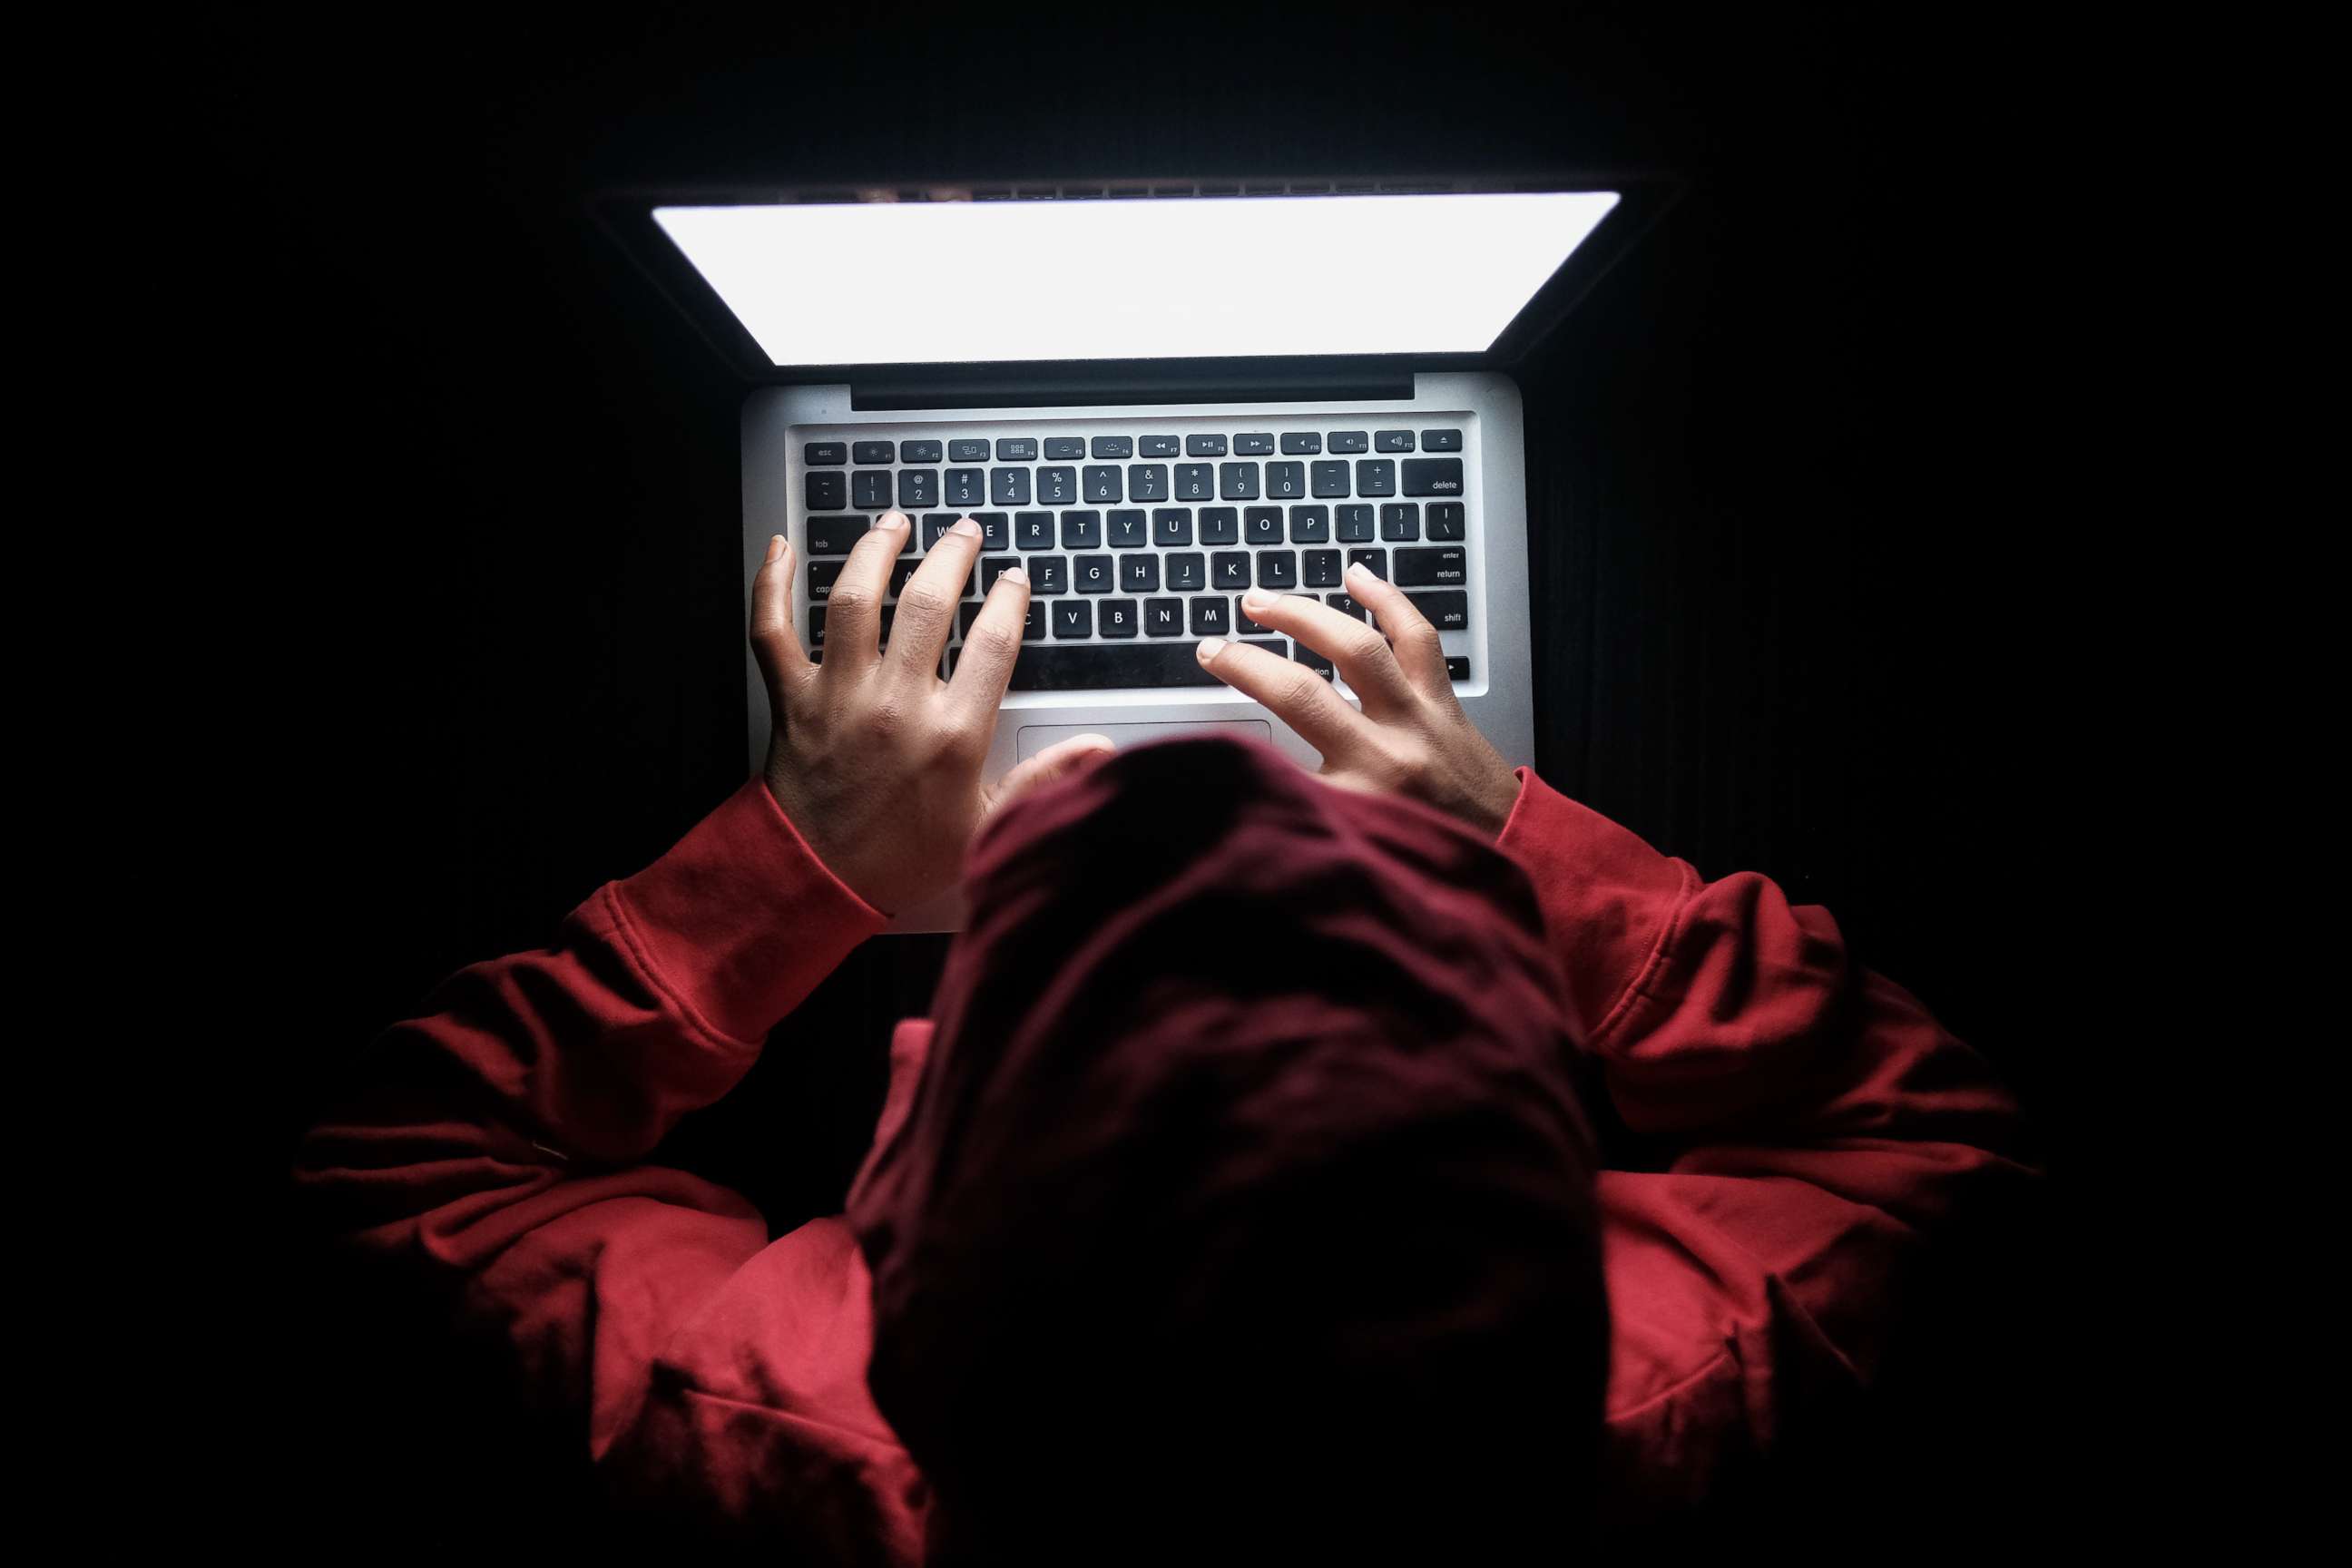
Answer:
xmin=797 ymin=422 xmax=1472 ymax=690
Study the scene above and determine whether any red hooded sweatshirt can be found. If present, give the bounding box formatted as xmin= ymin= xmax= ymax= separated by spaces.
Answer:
xmin=296 ymin=737 xmax=2031 ymax=1560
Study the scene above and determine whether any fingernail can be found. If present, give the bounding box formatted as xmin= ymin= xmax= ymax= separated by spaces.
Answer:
xmin=1240 ymin=588 xmax=1271 ymax=612
xmin=884 ymin=511 xmax=910 ymax=530
xmin=951 ymin=516 xmax=982 ymax=538
xmin=1002 ymin=565 xmax=1028 ymax=584
xmin=766 ymin=534 xmax=785 ymax=564
xmin=1196 ymin=637 xmax=1226 ymax=662
xmin=1347 ymin=560 xmax=1377 ymax=583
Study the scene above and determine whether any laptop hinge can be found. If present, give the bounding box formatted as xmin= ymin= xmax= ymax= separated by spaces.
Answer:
xmin=850 ymin=370 xmax=1415 ymax=412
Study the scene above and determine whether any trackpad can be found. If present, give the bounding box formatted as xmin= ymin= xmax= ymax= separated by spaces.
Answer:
xmin=1016 ymin=720 xmax=1270 ymax=761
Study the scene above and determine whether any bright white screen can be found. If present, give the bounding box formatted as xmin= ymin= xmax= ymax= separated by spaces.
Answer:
xmin=653 ymin=191 xmax=1620 ymax=366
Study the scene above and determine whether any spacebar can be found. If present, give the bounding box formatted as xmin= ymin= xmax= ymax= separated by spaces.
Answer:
xmin=1006 ymin=638 xmax=1285 ymax=691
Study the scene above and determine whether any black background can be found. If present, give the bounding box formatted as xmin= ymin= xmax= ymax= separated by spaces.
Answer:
xmin=212 ymin=3 xmax=2110 ymax=1549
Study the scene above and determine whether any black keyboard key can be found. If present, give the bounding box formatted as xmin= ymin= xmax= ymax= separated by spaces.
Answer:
xmin=1031 ymin=556 xmax=1070 ymax=594
xmin=1044 ymin=436 xmax=1086 ymax=460
xmin=1328 ymin=430 xmax=1369 ymax=454
xmin=1357 ymin=459 xmax=1396 ymax=497
xmin=1426 ymin=502 xmax=1466 ymax=541
xmin=1128 ymin=464 xmax=1170 ymax=502
xmin=852 ymin=471 xmax=893 ymax=508
xmin=1186 ymin=434 xmax=1228 ymax=456
xmin=1100 ymin=597 xmax=1140 ymax=638
xmin=805 ymin=441 xmax=848 ymax=466
xmin=1446 ymin=655 xmax=1471 ymax=681
xmin=992 ymin=467 xmax=1033 ymax=506
xmin=1347 ymin=547 xmax=1387 ymax=579
xmin=976 ymin=513 xmax=1010 ymax=551
xmin=1265 ymin=461 xmax=1306 ymax=499
xmin=1238 ymin=594 xmax=1308 ymax=635
xmin=1406 ymin=590 xmax=1469 ymax=631
xmin=1108 ymin=509 xmax=1148 ymax=548
xmin=897 ymin=469 xmax=939 ymax=509
xmin=1380 ymin=503 xmax=1420 ymax=541
xmin=1144 ymin=597 xmax=1185 ymax=637
xmin=1200 ymin=507 xmax=1240 ymax=545
xmin=1190 ymin=596 xmax=1231 ymax=636
xmin=1256 ymin=552 xmax=1298 ymax=589
xmin=807 ymin=559 xmax=844 ymax=598
xmin=946 ymin=468 xmax=985 ymax=506
xmin=1325 ymin=592 xmax=1367 ymax=621
xmin=1074 ymin=553 xmax=1114 ymax=593
xmin=1061 ymin=510 xmax=1102 ymax=549
xmin=1374 ymin=429 xmax=1416 ymax=453
xmin=996 ymin=437 xmax=1038 ymax=460
xmin=1280 ymin=432 xmax=1323 ymax=455
xmin=807 ymin=514 xmax=870 ymax=554
xmin=1393 ymin=545 xmax=1466 ymax=587
xmin=1288 ymin=505 xmax=1329 ymax=543
xmin=922 ymin=513 xmax=962 ymax=550
xmin=1211 ymin=551 xmax=1251 ymax=589
xmin=1295 ymin=643 xmax=1336 ymax=679
xmin=1015 ymin=512 xmax=1054 ymax=550
xmin=1052 ymin=601 xmax=1093 ymax=639
xmin=1336 ymin=505 xmax=1376 ymax=543
xmin=809 ymin=604 xmax=826 ymax=644
xmin=1421 ymin=429 xmax=1463 ymax=452
xmin=1152 ymin=508 xmax=1194 ymax=546
xmin=949 ymin=438 xmax=990 ymax=462
xmin=853 ymin=440 xmax=897 ymax=464
xmin=1401 ymin=457 xmax=1465 ymax=497
xmin=1166 ymin=552 xmax=1206 ymax=591
xmin=1008 ymin=638 xmax=1286 ymax=690
xmin=1310 ymin=460 xmax=1351 ymax=499
xmin=1092 ymin=436 xmax=1134 ymax=459
xmin=887 ymin=559 xmax=919 ymax=598
xmin=1139 ymin=434 xmax=1181 ymax=457
xmin=1244 ymin=507 xmax=1283 ymax=544
xmin=1173 ymin=463 xmax=1213 ymax=501
xmin=1121 ymin=554 xmax=1161 ymax=593
xmin=1083 ymin=466 xmax=1123 ymax=504
xmin=1220 ymin=462 xmax=1259 ymax=501
xmin=1038 ymin=466 xmax=1077 ymax=505
xmin=806 ymin=471 xmax=848 ymax=510
xmin=1302 ymin=548 xmax=1341 ymax=587
xmin=956 ymin=597 xmax=1039 ymax=642
xmin=1233 ymin=433 xmax=1275 ymax=456
xmin=899 ymin=439 xmax=945 ymax=463
xmin=979 ymin=556 xmax=1018 ymax=593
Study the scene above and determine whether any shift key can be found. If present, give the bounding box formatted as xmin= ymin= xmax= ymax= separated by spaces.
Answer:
xmin=1400 ymin=457 xmax=1465 ymax=496
xmin=1393 ymin=545 xmax=1467 ymax=587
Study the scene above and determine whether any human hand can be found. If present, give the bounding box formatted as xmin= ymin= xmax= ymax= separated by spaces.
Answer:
xmin=1193 ymin=562 xmax=1522 ymax=836
xmin=749 ymin=511 xmax=1115 ymax=911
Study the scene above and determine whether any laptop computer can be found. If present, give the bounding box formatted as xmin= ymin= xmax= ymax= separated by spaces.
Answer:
xmin=595 ymin=176 xmax=1674 ymax=930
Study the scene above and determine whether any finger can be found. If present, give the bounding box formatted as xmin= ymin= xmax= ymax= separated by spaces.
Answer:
xmin=1195 ymin=634 xmax=1376 ymax=761
xmin=1235 ymin=585 xmax=1417 ymax=717
xmin=944 ymin=563 xmax=1031 ymax=724
xmin=1342 ymin=560 xmax=1450 ymax=697
xmin=749 ymin=534 xmax=813 ymax=714
xmin=890 ymin=515 xmax=983 ymax=680
xmin=823 ymin=511 xmax=912 ymax=673
xmin=984 ymin=732 xmax=1118 ymax=818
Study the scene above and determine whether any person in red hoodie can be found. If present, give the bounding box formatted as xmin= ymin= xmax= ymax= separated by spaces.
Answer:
xmin=297 ymin=508 xmax=2034 ymax=1562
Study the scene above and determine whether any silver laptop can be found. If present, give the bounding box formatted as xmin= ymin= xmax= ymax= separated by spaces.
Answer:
xmin=599 ymin=177 xmax=1671 ymax=930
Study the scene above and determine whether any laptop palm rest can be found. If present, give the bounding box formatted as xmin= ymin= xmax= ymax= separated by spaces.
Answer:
xmin=1016 ymin=720 xmax=1270 ymax=761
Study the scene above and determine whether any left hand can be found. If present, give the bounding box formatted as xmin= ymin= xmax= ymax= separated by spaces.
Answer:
xmin=750 ymin=511 xmax=1114 ymax=912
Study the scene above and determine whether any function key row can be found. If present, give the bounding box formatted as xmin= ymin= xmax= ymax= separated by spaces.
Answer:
xmin=805 ymin=429 xmax=1463 ymax=466
xmin=808 ymin=460 xmax=1463 ymax=513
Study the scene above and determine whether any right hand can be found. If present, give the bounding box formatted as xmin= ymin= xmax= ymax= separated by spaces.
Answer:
xmin=1192 ymin=561 xmax=1524 ymax=837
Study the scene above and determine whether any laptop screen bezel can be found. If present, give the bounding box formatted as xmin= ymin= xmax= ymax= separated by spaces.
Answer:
xmin=590 ymin=173 xmax=1680 ymax=389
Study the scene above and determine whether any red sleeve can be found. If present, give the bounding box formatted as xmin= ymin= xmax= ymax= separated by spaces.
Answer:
xmin=294 ymin=779 xmax=926 ymax=1561
xmin=1495 ymin=768 xmax=2035 ymax=1521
